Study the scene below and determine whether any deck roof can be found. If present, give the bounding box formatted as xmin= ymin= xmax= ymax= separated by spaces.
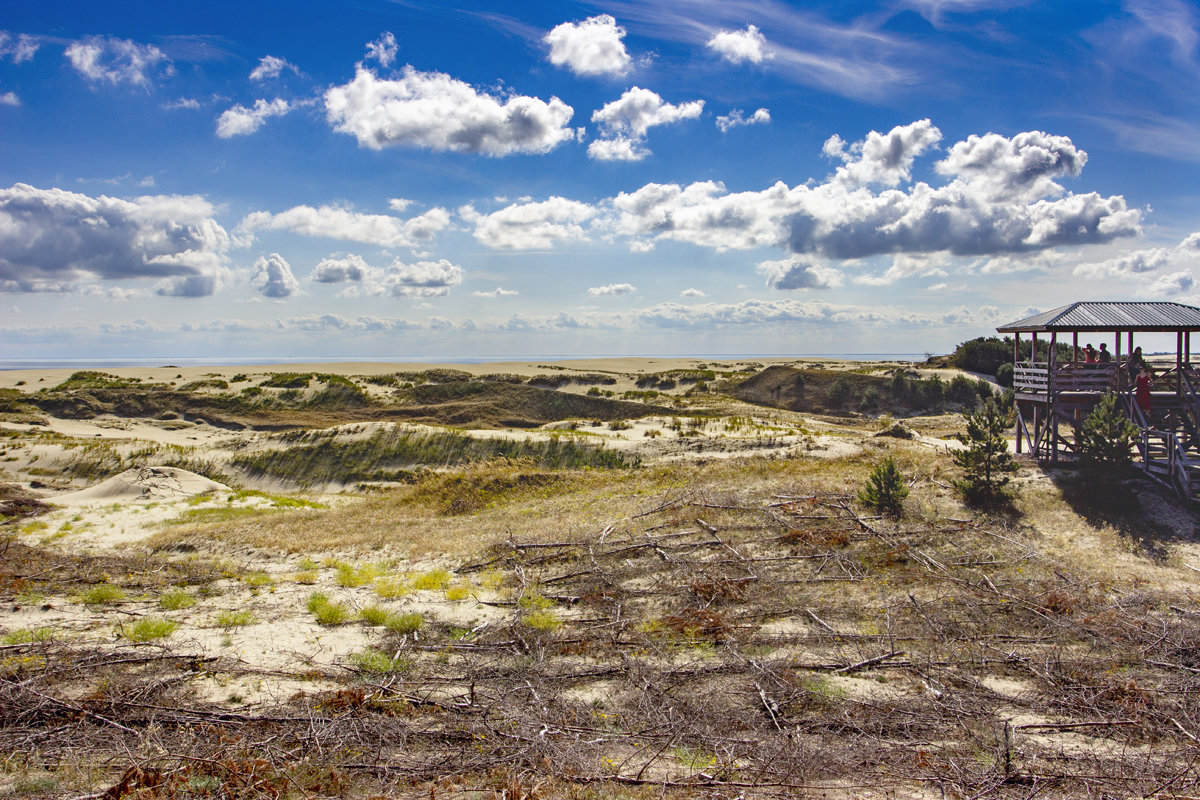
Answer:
xmin=996 ymin=301 xmax=1200 ymax=333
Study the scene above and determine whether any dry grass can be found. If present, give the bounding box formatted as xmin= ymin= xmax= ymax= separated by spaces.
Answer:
xmin=5 ymin=471 xmax=1200 ymax=798
xmin=144 ymin=455 xmax=894 ymax=558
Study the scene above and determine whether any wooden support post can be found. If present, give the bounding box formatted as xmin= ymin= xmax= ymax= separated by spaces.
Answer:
xmin=1115 ymin=333 xmax=1123 ymax=391
xmin=1049 ymin=332 xmax=1058 ymax=462
xmin=1073 ymin=332 xmax=1078 ymax=363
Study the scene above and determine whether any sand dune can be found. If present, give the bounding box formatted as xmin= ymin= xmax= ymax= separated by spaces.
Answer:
xmin=52 ymin=466 xmax=228 ymax=506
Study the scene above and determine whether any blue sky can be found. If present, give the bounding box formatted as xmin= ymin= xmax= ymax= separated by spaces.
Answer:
xmin=1 ymin=0 xmax=1198 ymax=360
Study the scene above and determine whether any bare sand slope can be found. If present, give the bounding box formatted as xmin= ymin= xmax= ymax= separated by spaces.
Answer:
xmin=52 ymin=466 xmax=228 ymax=506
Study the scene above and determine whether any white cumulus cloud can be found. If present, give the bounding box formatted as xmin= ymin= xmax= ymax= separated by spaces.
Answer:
xmin=251 ymin=252 xmax=299 ymax=298
xmin=758 ymin=257 xmax=842 ymax=290
xmin=680 ymin=288 xmax=706 ymax=298
xmin=0 ymin=92 xmax=18 ymax=106
xmin=65 ymin=36 xmax=171 ymax=87
xmin=474 ymin=287 xmax=518 ymax=297
xmin=824 ymin=119 xmax=943 ymax=188
xmin=325 ymin=67 xmax=576 ymax=156
xmin=0 ymin=183 xmax=230 ymax=295
xmin=249 ymin=55 xmax=299 ymax=81
xmin=936 ymin=130 xmax=1088 ymax=200
xmin=365 ymin=32 xmax=398 ymax=68
xmin=384 ymin=259 xmax=463 ymax=298
xmin=716 ymin=108 xmax=770 ymax=133
xmin=462 ymin=197 xmax=596 ymax=249
xmin=590 ymin=87 xmax=703 ymax=161
xmin=544 ymin=15 xmax=631 ymax=76
xmin=216 ymin=98 xmax=290 ymax=138
xmin=707 ymin=25 xmax=771 ymax=64
xmin=607 ymin=122 xmax=1141 ymax=259
xmin=1138 ymin=270 xmax=1196 ymax=298
xmin=307 ymin=254 xmax=462 ymax=298
xmin=587 ymin=136 xmax=648 ymax=162
xmin=588 ymin=283 xmax=636 ymax=296
xmin=311 ymin=254 xmax=371 ymax=283
xmin=239 ymin=203 xmax=450 ymax=248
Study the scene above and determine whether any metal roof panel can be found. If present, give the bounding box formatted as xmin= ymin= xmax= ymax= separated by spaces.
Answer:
xmin=997 ymin=301 xmax=1200 ymax=332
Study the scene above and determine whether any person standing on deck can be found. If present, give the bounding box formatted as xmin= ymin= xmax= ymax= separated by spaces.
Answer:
xmin=1098 ymin=343 xmax=1112 ymax=363
xmin=1085 ymin=343 xmax=1097 ymax=363
xmin=1135 ymin=364 xmax=1152 ymax=413
xmin=1126 ymin=346 xmax=1148 ymax=383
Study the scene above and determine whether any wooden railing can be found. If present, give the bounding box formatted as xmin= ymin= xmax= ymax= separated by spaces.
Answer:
xmin=1012 ymin=363 xmax=1116 ymax=393
xmin=1013 ymin=362 xmax=1049 ymax=393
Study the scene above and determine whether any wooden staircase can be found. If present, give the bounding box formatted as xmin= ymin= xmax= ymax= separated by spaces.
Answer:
xmin=1122 ymin=379 xmax=1200 ymax=502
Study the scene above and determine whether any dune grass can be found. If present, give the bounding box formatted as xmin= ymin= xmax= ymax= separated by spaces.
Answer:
xmin=230 ymin=427 xmax=635 ymax=487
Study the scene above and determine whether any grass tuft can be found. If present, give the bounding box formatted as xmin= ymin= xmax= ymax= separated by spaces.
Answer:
xmin=521 ymin=609 xmax=561 ymax=632
xmin=383 ymin=612 xmax=423 ymax=634
xmin=411 ymin=568 xmax=452 ymax=591
xmin=307 ymin=592 xmax=350 ymax=625
xmin=159 ymin=589 xmax=196 ymax=610
xmin=123 ymin=618 xmax=179 ymax=642
xmin=2 ymin=626 xmax=56 ymax=644
xmin=79 ymin=583 xmax=126 ymax=606
xmin=374 ymin=575 xmax=410 ymax=598
xmin=215 ymin=610 xmax=256 ymax=627
xmin=348 ymin=648 xmax=409 ymax=674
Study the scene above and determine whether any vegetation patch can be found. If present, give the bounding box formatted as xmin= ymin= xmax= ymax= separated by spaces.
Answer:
xmin=231 ymin=427 xmax=635 ymax=487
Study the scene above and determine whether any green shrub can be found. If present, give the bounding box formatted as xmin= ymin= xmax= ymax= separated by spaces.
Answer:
xmin=858 ymin=457 xmax=908 ymax=515
xmin=995 ymin=362 xmax=1014 ymax=388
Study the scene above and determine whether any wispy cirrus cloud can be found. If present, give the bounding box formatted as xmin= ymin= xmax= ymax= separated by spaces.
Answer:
xmin=65 ymin=36 xmax=172 ymax=87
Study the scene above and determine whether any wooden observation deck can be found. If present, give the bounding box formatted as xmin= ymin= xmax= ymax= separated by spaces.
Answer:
xmin=997 ymin=301 xmax=1200 ymax=500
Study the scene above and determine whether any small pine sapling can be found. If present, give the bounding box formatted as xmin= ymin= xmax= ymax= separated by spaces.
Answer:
xmin=952 ymin=397 xmax=1018 ymax=505
xmin=858 ymin=456 xmax=908 ymax=515
xmin=1078 ymin=392 xmax=1139 ymax=476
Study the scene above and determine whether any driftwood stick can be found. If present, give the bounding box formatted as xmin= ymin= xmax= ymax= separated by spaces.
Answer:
xmin=834 ymin=650 xmax=904 ymax=674
xmin=806 ymin=609 xmax=836 ymax=634
xmin=1014 ymin=720 xmax=1138 ymax=731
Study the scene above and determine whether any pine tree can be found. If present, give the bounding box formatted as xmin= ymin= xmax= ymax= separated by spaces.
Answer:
xmin=952 ymin=397 xmax=1018 ymax=505
xmin=1078 ymin=392 xmax=1138 ymax=475
xmin=858 ymin=456 xmax=909 ymax=515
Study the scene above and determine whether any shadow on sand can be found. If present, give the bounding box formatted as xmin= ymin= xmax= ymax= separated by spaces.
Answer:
xmin=1049 ymin=467 xmax=1198 ymax=562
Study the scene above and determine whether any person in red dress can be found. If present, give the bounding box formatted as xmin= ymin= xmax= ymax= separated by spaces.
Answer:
xmin=1135 ymin=364 xmax=1152 ymax=413
xmin=1084 ymin=343 xmax=1097 ymax=363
